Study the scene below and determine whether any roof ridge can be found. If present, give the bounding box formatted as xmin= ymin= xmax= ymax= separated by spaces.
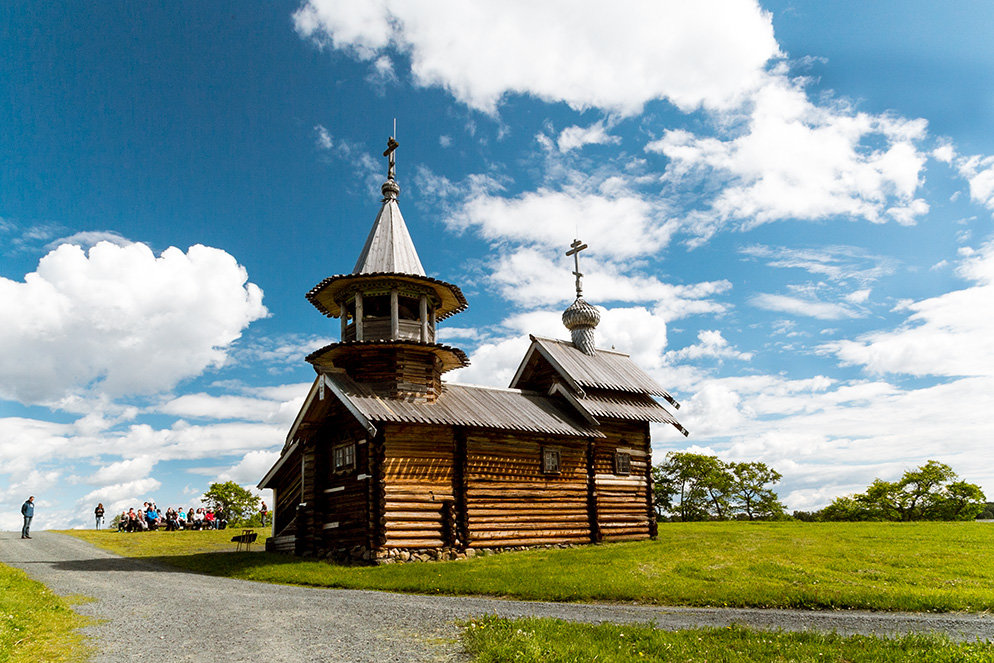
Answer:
xmin=530 ymin=334 xmax=631 ymax=357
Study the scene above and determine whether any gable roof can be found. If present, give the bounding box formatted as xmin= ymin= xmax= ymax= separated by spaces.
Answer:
xmin=510 ymin=335 xmax=680 ymax=408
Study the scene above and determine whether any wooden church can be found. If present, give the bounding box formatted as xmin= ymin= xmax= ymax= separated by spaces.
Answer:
xmin=259 ymin=137 xmax=687 ymax=561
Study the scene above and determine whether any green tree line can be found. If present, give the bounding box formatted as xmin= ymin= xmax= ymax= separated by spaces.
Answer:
xmin=653 ymin=455 xmax=987 ymax=523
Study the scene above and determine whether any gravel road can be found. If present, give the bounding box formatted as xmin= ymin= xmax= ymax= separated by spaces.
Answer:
xmin=2 ymin=531 xmax=993 ymax=662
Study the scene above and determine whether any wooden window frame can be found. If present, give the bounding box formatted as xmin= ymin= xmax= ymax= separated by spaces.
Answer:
xmin=614 ymin=451 xmax=632 ymax=476
xmin=541 ymin=447 xmax=561 ymax=475
xmin=333 ymin=442 xmax=356 ymax=474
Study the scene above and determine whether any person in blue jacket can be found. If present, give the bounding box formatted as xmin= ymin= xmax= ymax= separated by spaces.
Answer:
xmin=21 ymin=496 xmax=34 ymax=539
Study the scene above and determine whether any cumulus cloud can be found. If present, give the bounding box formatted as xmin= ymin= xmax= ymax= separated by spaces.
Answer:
xmin=955 ymin=153 xmax=994 ymax=210
xmin=665 ymin=330 xmax=753 ymax=363
xmin=648 ymin=74 xmax=929 ymax=239
xmin=447 ymin=188 xmax=675 ymax=258
xmin=293 ymin=0 xmax=779 ymax=115
xmin=158 ymin=391 xmax=304 ymax=424
xmin=0 ymin=241 xmax=267 ymax=405
xmin=557 ymin=121 xmax=620 ymax=152
xmin=667 ymin=371 xmax=994 ymax=510
xmin=216 ymin=449 xmax=282 ymax=486
xmin=80 ymin=478 xmax=163 ymax=514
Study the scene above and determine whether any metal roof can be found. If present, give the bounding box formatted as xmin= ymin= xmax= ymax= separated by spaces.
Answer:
xmin=512 ymin=336 xmax=680 ymax=407
xmin=578 ymin=391 xmax=688 ymax=436
xmin=325 ymin=372 xmax=604 ymax=438
xmin=353 ymin=197 xmax=425 ymax=276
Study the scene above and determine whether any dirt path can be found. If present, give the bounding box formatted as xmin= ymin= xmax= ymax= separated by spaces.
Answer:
xmin=2 ymin=531 xmax=993 ymax=662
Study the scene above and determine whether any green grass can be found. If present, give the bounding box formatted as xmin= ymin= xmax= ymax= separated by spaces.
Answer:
xmin=62 ymin=521 xmax=994 ymax=612
xmin=0 ymin=562 xmax=92 ymax=663
xmin=462 ymin=617 xmax=994 ymax=662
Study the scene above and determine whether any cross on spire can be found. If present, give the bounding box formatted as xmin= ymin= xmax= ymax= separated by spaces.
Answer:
xmin=565 ymin=238 xmax=588 ymax=298
xmin=383 ymin=136 xmax=399 ymax=181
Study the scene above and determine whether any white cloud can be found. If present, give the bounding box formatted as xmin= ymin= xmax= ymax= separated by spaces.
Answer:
xmin=45 ymin=230 xmax=132 ymax=251
xmin=80 ymin=478 xmax=163 ymax=514
xmin=158 ymin=392 xmax=303 ymax=424
xmin=557 ymin=121 xmax=620 ymax=152
xmin=751 ymin=293 xmax=859 ymax=320
xmin=956 ymin=153 xmax=994 ymax=210
xmin=447 ymin=188 xmax=675 ymax=258
xmin=740 ymin=244 xmax=896 ymax=284
xmin=293 ymin=0 xmax=779 ymax=115
xmin=0 ymin=241 xmax=267 ymax=405
xmin=85 ymin=456 xmax=158 ymax=487
xmin=648 ymin=74 xmax=929 ymax=238
xmin=823 ymin=240 xmax=994 ymax=377
xmin=665 ymin=330 xmax=753 ymax=362
xmin=216 ymin=449 xmax=282 ymax=486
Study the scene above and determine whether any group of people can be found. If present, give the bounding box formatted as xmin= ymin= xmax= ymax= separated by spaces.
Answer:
xmin=111 ymin=502 xmax=228 ymax=532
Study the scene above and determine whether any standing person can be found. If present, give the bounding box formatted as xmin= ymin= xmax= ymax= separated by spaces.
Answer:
xmin=260 ymin=501 xmax=268 ymax=526
xmin=21 ymin=496 xmax=35 ymax=539
xmin=95 ymin=503 xmax=105 ymax=529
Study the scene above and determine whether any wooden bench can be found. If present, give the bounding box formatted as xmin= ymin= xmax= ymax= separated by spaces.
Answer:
xmin=231 ymin=529 xmax=258 ymax=552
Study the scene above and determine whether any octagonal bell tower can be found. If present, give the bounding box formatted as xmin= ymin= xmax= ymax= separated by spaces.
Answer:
xmin=304 ymin=136 xmax=469 ymax=400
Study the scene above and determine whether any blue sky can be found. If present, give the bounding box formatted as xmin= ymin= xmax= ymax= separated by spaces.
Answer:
xmin=3 ymin=1 xmax=994 ymax=528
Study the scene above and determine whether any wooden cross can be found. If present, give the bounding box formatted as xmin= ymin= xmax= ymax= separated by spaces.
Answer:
xmin=565 ymin=238 xmax=588 ymax=298
xmin=383 ymin=136 xmax=399 ymax=180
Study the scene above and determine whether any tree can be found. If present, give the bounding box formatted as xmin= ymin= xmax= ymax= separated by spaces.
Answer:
xmin=653 ymin=453 xmax=785 ymax=521
xmin=202 ymin=481 xmax=260 ymax=525
xmin=728 ymin=461 xmax=786 ymax=520
xmin=654 ymin=452 xmax=725 ymax=521
xmin=817 ymin=461 xmax=986 ymax=522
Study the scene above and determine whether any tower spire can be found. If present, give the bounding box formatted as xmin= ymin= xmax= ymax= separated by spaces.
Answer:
xmin=561 ymin=238 xmax=600 ymax=355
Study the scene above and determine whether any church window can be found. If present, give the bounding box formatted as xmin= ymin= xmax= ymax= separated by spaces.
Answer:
xmin=541 ymin=447 xmax=561 ymax=475
xmin=333 ymin=442 xmax=356 ymax=473
xmin=614 ymin=452 xmax=632 ymax=476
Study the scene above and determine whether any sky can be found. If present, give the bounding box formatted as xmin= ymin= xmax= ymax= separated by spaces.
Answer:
xmin=3 ymin=1 xmax=994 ymax=529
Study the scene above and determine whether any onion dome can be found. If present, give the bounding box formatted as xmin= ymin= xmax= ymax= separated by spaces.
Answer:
xmin=563 ymin=297 xmax=600 ymax=355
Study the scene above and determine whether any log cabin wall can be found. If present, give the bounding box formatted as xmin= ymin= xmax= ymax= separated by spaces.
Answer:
xmin=332 ymin=347 xmax=443 ymax=401
xmin=313 ymin=421 xmax=373 ymax=557
xmin=380 ymin=423 xmax=456 ymax=549
xmin=464 ymin=431 xmax=592 ymax=548
xmin=271 ymin=445 xmax=302 ymax=539
xmin=591 ymin=420 xmax=654 ymax=542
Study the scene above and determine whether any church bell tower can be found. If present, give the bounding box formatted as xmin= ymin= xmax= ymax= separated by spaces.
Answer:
xmin=303 ymin=136 xmax=469 ymax=400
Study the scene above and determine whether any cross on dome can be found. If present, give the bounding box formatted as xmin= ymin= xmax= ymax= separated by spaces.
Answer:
xmin=565 ymin=238 xmax=588 ymax=298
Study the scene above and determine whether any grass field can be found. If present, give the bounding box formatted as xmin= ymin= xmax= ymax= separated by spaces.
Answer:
xmin=62 ymin=521 xmax=994 ymax=613
xmin=462 ymin=617 xmax=994 ymax=662
xmin=0 ymin=562 xmax=92 ymax=663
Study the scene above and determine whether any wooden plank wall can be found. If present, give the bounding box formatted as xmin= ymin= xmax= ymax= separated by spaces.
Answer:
xmin=381 ymin=423 xmax=455 ymax=548
xmin=592 ymin=421 xmax=653 ymax=542
xmin=465 ymin=432 xmax=591 ymax=547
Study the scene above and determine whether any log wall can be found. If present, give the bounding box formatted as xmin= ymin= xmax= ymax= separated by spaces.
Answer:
xmin=271 ymin=445 xmax=302 ymax=539
xmin=464 ymin=431 xmax=592 ymax=547
xmin=380 ymin=424 xmax=456 ymax=549
xmin=592 ymin=421 xmax=654 ymax=542
xmin=333 ymin=347 xmax=443 ymax=400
